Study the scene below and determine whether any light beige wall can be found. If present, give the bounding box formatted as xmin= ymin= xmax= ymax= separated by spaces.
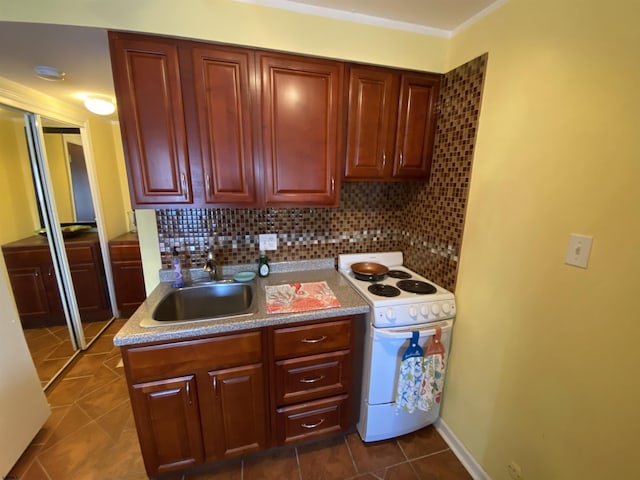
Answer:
xmin=443 ymin=0 xmax=640 ymax=479
xmin=42 ymin=134 xmax=74 ymax=223
xmin=86 ymin=116 xmax=128 ymax=240
xmin=0 ymin=0 xmax=447 ymax=73
xmin=0 ymin=117 xmax=39 ymax=245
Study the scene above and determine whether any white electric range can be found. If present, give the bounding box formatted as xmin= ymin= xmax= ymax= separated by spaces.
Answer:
xmin=338 ymin=251 xmax=456 ymax=442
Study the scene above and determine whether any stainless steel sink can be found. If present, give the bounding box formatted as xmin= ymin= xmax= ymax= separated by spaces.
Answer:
xmin=140 ymin=282 xmax=257 ymax=327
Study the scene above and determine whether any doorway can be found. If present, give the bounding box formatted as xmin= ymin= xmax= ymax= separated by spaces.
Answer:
xmin=0 ymin=104 xmax=114 ymax=388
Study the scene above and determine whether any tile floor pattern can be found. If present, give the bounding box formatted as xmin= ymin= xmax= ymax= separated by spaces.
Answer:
xmin=10 ymin=319 xmax=472 ymax=480
xmin=22 ymin=320 xmax=113 ymax=387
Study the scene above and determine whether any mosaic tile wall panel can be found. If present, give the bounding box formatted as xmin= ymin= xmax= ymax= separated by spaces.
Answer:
xmin=156 ymin=53 xmax=487 ymax=292
xmin=156 ymin=182 xmax=413 ymax=270
xmin=402 ymin=53 xmax=488 ymax=290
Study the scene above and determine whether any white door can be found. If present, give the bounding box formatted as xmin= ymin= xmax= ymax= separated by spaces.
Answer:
xmin=0 ymin=255 xmax=50 ymax=477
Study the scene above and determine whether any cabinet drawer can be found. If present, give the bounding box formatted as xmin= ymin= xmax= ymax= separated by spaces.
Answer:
xmin=66 ymin=244 xmax=95 ymax=264
xmin=273 ymin=318 xmax=352 ymax=359
xmin=109 ymin=242 xmax=141 ymax=261
xmin=274 ymin=350 xmax=350 ymax=406
xmin=275 ymin=394 xmax=349 ymax=445
xmin=123 ymin=331 xmax=262 ymax=382
xmin=2 ymin=248 xmax=51 ymax=268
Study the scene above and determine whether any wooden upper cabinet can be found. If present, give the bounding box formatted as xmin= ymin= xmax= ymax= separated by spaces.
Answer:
xmin=344 ymin=66 xmax=399 ymax=179
xmin=393 ymin=73 xmax=441 ymax=179
xmin=188 ymin=45 xmax=257 ymax=205
xmin=259 ymin=53 xmax=343 ymax=206
xmin=109 ymin=33 xmax=192 ymax=205
xmin=344 ymin=68 xmax=441 ymax=181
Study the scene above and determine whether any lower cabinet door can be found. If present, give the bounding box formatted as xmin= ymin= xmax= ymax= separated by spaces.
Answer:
xmin=5 ymin=266 xmax=63 ymax=327
xmin=131 ymin=375 xmax=204 ymax=476
xmin=203 ymin=364 xmax=268 ymax=459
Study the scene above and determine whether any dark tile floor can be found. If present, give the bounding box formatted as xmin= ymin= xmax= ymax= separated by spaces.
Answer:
xmin=9 ymin=319 xmax=471 ymax=479
xmin=22 ymin=319 xmax=112 ymax=387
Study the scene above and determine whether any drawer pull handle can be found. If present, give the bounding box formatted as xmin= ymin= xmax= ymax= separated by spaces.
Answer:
xmin=301 ymin=418 xmax=325 ymax=429
xmin=302 ymin=335 xmax=327 ymax=344
xmin=300 ymin=375 xmax=325 ymax=384
xmin=181 ymin=172 xmax=189 ymax=200
xmin=186 ymin=381 xmax=192 ymax=405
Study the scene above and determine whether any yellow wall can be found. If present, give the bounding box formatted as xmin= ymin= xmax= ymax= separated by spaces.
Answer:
xmin=42 ymin=134 xmax=74 ymax=223
xmin=0 ymin=117 xmax=40 ymax=245
xmin=86 ymin=117 xmax=128 ymax=240
xmin=443 ymin=0 xmax=640 ymax=478
xmin=0 ymin=0 xmax=447 ymax=73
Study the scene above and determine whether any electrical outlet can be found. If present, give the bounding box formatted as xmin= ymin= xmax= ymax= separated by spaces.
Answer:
xmin=564 ymin=233 xmax=593 ymax=268
xmin=507 ymin=461 xmax=523 ymax=480
xmin=259 ymin=233 xmax=278 ymax=251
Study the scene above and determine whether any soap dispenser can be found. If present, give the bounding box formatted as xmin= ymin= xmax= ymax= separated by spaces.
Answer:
xmin=258 ymin=251 xmax=270 ymax=277
xmin=172 ymin=247 xmax=186 ymax=288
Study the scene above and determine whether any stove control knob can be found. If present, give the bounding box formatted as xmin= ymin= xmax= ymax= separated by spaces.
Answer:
xmin=420 ymin=305 xmax=430 ymax=318
xmin=431 ymin=303 xmax=441 ymax=316
xmin=385 ymin=308 xmax=396 ymax=322
xmin=409 ymin=306 xmax=418 ymax=318
xmin=442 ymin=302 xmax=451 ymax=315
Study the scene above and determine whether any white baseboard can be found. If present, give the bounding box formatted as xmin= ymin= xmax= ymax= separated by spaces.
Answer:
xmin=434 ymin=419 xmax=491 ymax=480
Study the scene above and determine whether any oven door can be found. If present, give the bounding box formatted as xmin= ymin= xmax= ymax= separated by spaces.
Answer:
xmin=367 ymin=320 xmax=453 ymax=405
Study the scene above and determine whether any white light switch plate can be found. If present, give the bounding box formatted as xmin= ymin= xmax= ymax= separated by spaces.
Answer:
xmin=564 ymin=233 xmax=593 ymax=269
xmin=259 ymin=233 xmax=278 ymax=251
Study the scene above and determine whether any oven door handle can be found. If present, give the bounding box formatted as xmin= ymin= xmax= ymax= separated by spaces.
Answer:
xmin=374 ymin=328 xmax=438 ymax=339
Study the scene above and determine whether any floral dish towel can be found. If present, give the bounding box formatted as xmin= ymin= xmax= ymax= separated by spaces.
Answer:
xmin=265 ymin=281 xmax=341 ymax=314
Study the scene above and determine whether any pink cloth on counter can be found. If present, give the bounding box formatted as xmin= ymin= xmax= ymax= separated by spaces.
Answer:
xmin=265 ymin=281 xmax=341 ymax=314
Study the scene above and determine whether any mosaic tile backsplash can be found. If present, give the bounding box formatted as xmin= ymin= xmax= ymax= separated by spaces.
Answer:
xmin=157 ymin=54 xmax=487 ymax=292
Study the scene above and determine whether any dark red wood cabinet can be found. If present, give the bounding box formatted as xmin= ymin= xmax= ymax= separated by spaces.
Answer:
xmin=109 ymin=34 xmax=192 ymax=205
xmin=120 ymin=316 xmax=360 ymax=477
xmin=344 ymin=65 xmax=441 ymax=181
xmin=108 ymin=233 xmax=146 ymax=318
xmin=2 ymin=233 xmax=111 ymax=328
xmin=259 ymin=53 xmax=343 ymax=206
xmin=109 ymin=32 xmax=343 ymax=208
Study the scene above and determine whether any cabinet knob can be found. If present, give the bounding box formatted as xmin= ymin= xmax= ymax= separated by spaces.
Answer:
xmin=206 ymin=174 xmax=212 ymax=195
xmin=399 ymin=152 xmax=404 ymax=167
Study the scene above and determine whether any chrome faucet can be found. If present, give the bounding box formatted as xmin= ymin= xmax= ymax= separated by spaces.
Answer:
xmin=203 ymin=245 xmax=220 ymax=281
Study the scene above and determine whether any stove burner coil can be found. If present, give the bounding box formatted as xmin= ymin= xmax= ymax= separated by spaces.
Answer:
xmin=396 ymin=280 xmax=437 ymax=295
xmin=368 ymin=284 xmax=401 ymax=297
xmin=387 ymin=270 xmax=412 ymax=279
xmin=354 ymin=272 xmax=386 ymax=282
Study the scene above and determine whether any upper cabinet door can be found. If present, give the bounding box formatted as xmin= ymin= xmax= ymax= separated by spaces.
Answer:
xmin=109 ymin=33 xmax=192 ymax=205
xmin=190 ymin=45 xmax=257 ymax=205
xmin=344 ymin=66 xmax=398 ymax=179
xmin=259 ymin=53 xmax=343 ymax=206
xmin=393 ymin=73 xmax=441 ymax=179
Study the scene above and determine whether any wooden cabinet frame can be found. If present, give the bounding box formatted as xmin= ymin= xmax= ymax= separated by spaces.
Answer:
xmin=120 ymin=315 xmax=363 ymax=477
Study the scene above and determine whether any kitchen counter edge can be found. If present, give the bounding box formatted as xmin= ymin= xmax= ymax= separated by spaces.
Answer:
xmin=113 ymin=267 xmax=370 ymax=346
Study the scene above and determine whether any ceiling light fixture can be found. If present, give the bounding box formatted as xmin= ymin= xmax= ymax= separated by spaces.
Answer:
xmin=84 ymin=95 xmax=116 ymax=116
xmin=34 ymin=65 xmax=66 ymax=81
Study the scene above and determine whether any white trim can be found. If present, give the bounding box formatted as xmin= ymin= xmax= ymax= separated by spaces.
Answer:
xmin=451 ymin=0 xmax=510 ymax=37
xmin=0 ymin=76 xmax=86 ymax=125
xmin=233 ymin=0 xmax=452 ymax=38
xmin=434 ymin=418 xmax=491 ymax=480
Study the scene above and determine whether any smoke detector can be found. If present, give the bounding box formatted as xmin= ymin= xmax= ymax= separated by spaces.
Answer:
xmin=34 ymin=65 xmax=66 ymax=81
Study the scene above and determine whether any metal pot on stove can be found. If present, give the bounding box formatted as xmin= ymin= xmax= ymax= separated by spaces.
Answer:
xmin=350 ymin=262 xmax=389 ymax=282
